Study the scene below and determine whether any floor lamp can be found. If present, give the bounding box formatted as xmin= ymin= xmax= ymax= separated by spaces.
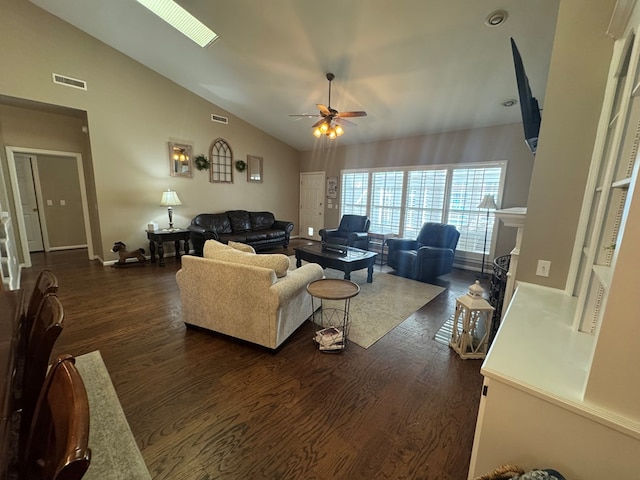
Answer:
xmin=477 ymin=194 xmax=498 ymax=278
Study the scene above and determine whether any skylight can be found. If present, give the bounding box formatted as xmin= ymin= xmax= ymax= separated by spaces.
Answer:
xmin=135 ymin=0 xmax=218 ymax=48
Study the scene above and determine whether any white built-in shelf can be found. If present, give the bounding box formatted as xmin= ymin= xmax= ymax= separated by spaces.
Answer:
xmin=593 ymin=264 xmax=613 ymax=288
xmin=609 ymin=111 xmax=620 ymax=127
xmin=612 ymin=177 xmax=632 ymax=188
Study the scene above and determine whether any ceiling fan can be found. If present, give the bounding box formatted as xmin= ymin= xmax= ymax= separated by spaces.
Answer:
xmin=289 ymin=73 xmax=367 ymax=139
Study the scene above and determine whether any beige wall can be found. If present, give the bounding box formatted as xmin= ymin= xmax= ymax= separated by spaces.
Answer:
xmin=300 ymin=123 xmax=535 ymax=260
xmin=0 ymin=102 xmax=96 ymax=259
xmin=0 ymin=0 xmax=300 ymax=263
xmin=517 ymin=0 xmax=616 ymax=287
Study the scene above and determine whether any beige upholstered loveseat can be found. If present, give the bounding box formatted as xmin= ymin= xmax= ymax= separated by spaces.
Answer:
xmin=176 ymin=240 xmax=323 ymax=349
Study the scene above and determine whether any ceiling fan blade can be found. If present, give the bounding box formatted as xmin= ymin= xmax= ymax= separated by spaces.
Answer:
xmin=288 ymin=114 xmax=321 ymax=118
xmin=334 ymin=117 xmax=357 ymax=127
xmin=336 ymin=111 xmax=367 ymax=118
xmin=316 ymin=104 xmax=331 ymax=116
xmin=311 ymin=118 xmax=327 ymax=128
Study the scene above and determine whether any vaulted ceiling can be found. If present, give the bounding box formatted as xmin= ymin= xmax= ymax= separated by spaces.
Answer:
xmin=29 ymin=0 xmax=560 ymax=151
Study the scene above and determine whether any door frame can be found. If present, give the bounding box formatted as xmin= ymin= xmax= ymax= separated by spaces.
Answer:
xmin=5 ymin=146 xmax=94 ymax=268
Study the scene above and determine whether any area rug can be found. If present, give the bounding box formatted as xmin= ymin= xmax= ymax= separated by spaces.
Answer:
xmin=74 ymin=351 xmax=152 ymax=480
xmin=290 ymin=257 xmax=445 ymax=348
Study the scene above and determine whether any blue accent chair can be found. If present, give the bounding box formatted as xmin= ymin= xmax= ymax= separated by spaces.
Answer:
xmin=386 ymin=223 xmax=460 ymax=282
xmin=319 ymin=215 xmax=371 ymax=250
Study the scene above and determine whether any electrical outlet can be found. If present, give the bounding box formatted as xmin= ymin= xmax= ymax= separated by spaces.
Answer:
xmin=536 ymin=260 xmax=551 ymax=277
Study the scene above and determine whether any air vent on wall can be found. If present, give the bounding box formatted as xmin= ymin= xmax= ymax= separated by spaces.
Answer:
xmin=52 ymin=73 xmax=87 ymax=90
xmin=211 ymin=114 xmax=229 ymax=125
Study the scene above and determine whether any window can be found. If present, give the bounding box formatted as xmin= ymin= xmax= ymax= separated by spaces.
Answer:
xmin=370 ymin=171 xmax=404 ymax=233
xmin=404 ymin=169 xmax=447 ymax=239
xmin=341 ymin=172 xmax=369 ymax=215
xmin=449 ymin=167 xmax=502 ymax=253
xmin=340 ymin=162 xmax=505 ymax=258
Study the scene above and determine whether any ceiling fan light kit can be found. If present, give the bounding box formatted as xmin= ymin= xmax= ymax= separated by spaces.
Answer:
xmin=291 ymin=72 xmax=367 ymax=140
xmin=313 ymin=122 xmax=344 ymax=139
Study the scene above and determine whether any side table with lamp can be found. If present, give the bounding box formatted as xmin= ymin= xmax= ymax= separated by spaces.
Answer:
xmin=147 ymin=190 xmax=190 ymax=266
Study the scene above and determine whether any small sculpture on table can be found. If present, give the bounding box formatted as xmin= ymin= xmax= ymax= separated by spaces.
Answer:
xmin=111 ymin=241 xmax=146 ymax=267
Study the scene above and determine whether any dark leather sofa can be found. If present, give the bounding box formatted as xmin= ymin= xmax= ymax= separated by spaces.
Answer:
xmin=188 ymin=210 xmax=293 ymax=256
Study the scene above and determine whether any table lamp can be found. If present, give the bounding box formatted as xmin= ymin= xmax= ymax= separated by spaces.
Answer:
xmin=160 ymin=190 xmax=182 ymax=230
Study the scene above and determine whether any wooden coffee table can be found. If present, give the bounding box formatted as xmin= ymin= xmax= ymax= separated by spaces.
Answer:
xmin=294 ymin=243 xmax=377 ymax=283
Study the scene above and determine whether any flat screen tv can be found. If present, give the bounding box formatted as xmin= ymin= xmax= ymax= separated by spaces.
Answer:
xmin=511 ymin=37 xmax=541 ymax=155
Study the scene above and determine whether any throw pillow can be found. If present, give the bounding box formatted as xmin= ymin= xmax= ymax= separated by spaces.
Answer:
xmin=228 ymin=241 xmax=256 ymax=254
xmin=202 ymin=240 xmax=233 ymax=258
xmin=203 ymin=239 xmax=232 ymax=258
xmin=213 ymin=249 xmax=290 ymax=278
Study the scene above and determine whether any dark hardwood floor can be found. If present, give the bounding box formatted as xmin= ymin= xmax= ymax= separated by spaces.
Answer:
xmin=20 ymin=239 xmax=486 ymax=480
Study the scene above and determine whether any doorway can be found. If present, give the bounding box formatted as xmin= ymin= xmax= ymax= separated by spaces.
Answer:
xmin=299 ymin=172 xmax=325 ymax=241
xmin=5 ymin=146 xmax=93 ymax=268
xmin=14 ymin=154 xmax=44 ymax=252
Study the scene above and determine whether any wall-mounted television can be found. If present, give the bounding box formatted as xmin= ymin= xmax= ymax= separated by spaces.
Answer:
xmin=511 ymin=37 xmax=541 ymax=155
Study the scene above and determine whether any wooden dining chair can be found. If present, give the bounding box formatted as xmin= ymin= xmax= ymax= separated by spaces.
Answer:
xmin=18 ymin=294 xmax=64 ymax=460
xmin=20 ymin=354 xmax=91 ymax=480
xmin=22 ymin=270 xmax=59 ymax=343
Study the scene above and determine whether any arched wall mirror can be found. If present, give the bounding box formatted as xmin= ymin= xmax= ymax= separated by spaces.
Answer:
xmin=247 ymin=155 xmax=263 ymax=183
xmin=209 ymin=138 xmax=233 ymax=183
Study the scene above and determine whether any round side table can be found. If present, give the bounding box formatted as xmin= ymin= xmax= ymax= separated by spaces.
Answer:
xmin=306 ymin=278 xmax=360 ymax=352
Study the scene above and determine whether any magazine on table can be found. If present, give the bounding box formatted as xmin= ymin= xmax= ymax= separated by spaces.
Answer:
xmin=314 ymin=326 xmax=344 ymax=348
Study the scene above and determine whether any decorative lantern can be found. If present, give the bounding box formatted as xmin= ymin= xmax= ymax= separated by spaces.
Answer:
xmin=450 ymin=280 xmax=495 ymax=359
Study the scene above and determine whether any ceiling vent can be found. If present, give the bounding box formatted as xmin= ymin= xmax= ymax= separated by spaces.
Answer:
xmin=211 ymin=113 xmax=229 ymax=125
xmin=52 ymin=73 xmax=87 ymax=90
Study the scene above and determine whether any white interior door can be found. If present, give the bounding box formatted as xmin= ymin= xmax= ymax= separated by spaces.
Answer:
xmin=299 ymin=172 xmax=325 ymax=241
xmin=14 ymin=154 xmax=44 ymax=252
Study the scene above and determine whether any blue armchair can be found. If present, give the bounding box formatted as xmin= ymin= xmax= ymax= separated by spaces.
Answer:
xmin=386 ymin=223 xmax=460 ymax=282
xmin=319 ymin=215 xmax=371 ymax=250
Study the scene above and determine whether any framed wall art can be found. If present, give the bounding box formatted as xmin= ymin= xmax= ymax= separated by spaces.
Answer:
xmin=169 ymin=142 xmax=192 ymax=178
xmin=326 ymin=176 xmax=338 ymax=198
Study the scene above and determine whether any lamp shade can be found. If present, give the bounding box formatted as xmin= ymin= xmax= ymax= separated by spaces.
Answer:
xmin=477 ymin=194 xmax=498 ymax=210
xmin=160 ymin=190 xmax=182 ymax=206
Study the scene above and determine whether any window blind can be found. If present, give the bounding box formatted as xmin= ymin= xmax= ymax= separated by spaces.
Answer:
xmin=404 ymin=169 xmax=447 ymax=239
xmin=370 ymin=171 xmax=404 ymax=234
xmin=340 ymin=162 xmax=505 ymax=257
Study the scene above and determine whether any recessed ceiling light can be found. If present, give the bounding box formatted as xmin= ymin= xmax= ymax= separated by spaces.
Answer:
xmin=485 ymin=10 xmax=508 ymax=27
xmin=502 ymin=99 xmax=517 ymax=107
xmin=135 ymin=0 xmax=218 ymax=48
